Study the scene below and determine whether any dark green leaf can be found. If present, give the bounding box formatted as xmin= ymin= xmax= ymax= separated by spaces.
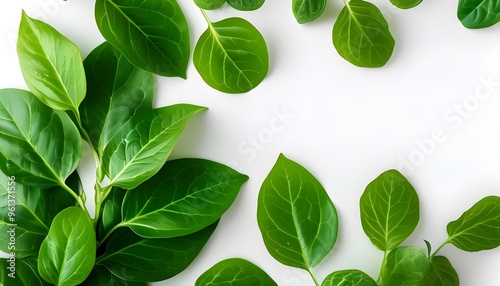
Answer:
xmin=195 ymin=258 xmax=277 ymax=286
xmin=194 ymin=16 xmax=269 ymax=93
xmin=0 ymin=256 xmax=50 ymax=285
xmin=194 ymin=0 xmax=225 ymax=10
xmin=321 ymin=269 xmax=377 ymax=286
xmin=97 ymin=222 xmax=217 ymax=282
xmin=360 ymin=169 xmax=419 ymax=251
xmin=457 ymin=0 xmax=500 ymax=29
xmin=95 ymin=0 xmax=190 ymax=78
xmin=97 ymin=187 xmax=126 ymax=242
xmin=226 ymin=0 xmax=265 ymax=11
xmin=80 ymin=265 xmax=146 ymax=286
xmin=292 ymin=0 xmax=327 ymax=24
xmin=257 ymin=154 xmax=338 ymax=270
xmin=38 ymin=207 xmax=96 ymax=286
xmin=381 ymin=246 xmax=432 ymax=286
xmin=390 ymin=0 xmax=422 ymax=9
xmin=120 ymin=158 xmax=248 ymax=238
xmin=446 ymin=195 xmax=500 ymax=252
xmin=0 ymin=89 xmax=82 ymax=188
xmin=17 ymin=11 xmax=86 ymax=113
xmin=332 ymin=0 xmax=395 ymax=67
xmin=420 ymin=256 xmax=459 ymax=286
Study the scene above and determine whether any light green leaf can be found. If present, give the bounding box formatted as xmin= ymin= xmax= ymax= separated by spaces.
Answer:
xmin=38 ymin=207 xmax=96 ymax=286
xmin=194 ymin=0 xmax=225 ymax=10
xmin=321 ymin=269 xmax=377 ymax=286
xmin=360 ymin=169 xmax=419 ymax=251
xmin=382 ymin=246 xmax=432 ymax=286
xmin=332 ymin=0 xmax=395 ymax=67
xmin=95 ymin=0 xmax=190 ymax=78
xmin=196 ymin=258 xmax=277 ymax=286
xmin=257 ymin=154 xmax=338 ymax=270
xmin=0 ymin=256 xmax=50 ymax=285
xmin=80 ymin=266 xmax=146 ymax=286
xmin=292 ymin=0 xmax=327 ymax=24
xmin=17 ymin=11 xmax=86 ymax=114
xmin=96 ymin=187 xmax=125 ymax=242
xmin=120 ymin=158 xmax=248 ymax=238
xmin=194 ymin=16 xmax=269 ymax=93
xmin=0 ymin=89 xmax=82 ymax=188
xmin=226 ymin=0 xmax=265 ymax=10
xmin=420 ymin=256 xmax=459 ymax=286
xmin=390 ymin=0 xmax=422 ymax=9
xmin=458 ymin=0 xmax=500 ymax=29
xmin=446 ymin=196 xmax=500 ymax=252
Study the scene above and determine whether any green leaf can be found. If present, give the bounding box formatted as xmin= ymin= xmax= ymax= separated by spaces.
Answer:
xmin=194 ymin=0 xmax=225 ymax=10
xmin=292 ymin=0 xmax=327 ymax=24
xmin=96 ymin=187 xmax=126 ymax=242
xmin=332 ymin=0 xmax=395 ymax=67
xmin=390 ymin=0 xmax=422 ymax=9
xmin=101 ymin=104 xmax=207 ymax=189
xmin=95 ymin=0 xmax=190 ymax=78
xmin=97 ymin=222 xmax=217 ymax=282
xmin=196 ymin=258 xmax=277 ymax=286
xmin=446 ymin=195 xmax=500 ymax=252
xmin=360 ymin=169 xmax=419 ymax=251
xmin=321 ymin=269 xmax=377 ymax=286
xmin=194 ymin=16 xmax=269 ymax=94
xmin=38 ymin=207 xmax=96 ymax=286
xmin=81 ymin=266 xmax=146 ymax=286
xmin=120 ymin=158 xmax=248 ymax=238
xmin=17 ymin=11 xmax=86 ymax=114
xmin=257 ymin=154 xmax=338 ymax=270
xmin=0 ymin=256 xmax=50 ymax=285
xmin=226 ymin=0 xmax=265 ymax=11
xmin=381 ymin=246 xmax=432 ymax=286
xmin=0 ymin=89 xmax=82 ymax=188
xmin=420 ymin=256 xmax=459 ymax=286
xmin=457 ymin=0 xmax=500 ymax=29
xmin=80 ymin=42 xmax=153 ymax=152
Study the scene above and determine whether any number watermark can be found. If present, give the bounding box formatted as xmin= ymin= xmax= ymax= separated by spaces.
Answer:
xmin=6 ymin=175 xmax=16 ymax=279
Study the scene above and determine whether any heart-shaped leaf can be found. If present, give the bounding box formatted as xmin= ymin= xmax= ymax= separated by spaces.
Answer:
xmin=292 ymin=0 xmax=327 ymax=24
xmin=194 ymin=0 xmax=225 ymax=10
xmin=0 ymin=256 xmax=50 ymax=285
xmin=390 ymin=0 xmax=422 ymax=9
xmin=80 ymin=266 xmax=146 ymax=286
xmin=196 ymin=258 xmax=277 ymax=286
xmin=457 ymin=0 xmax=500 ymax=29
xmin=420 ymin=256 xmax=459 ymax=286
xmin=322 ymin=269 xmax=377 ymax=286
xmin=226 ymin=0 xmax=265 ymax=10
xmin=381 ymin=246 xmax=432 ymax=286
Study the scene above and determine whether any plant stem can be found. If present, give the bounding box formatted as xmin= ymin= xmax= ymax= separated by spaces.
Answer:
xmin=307 ymin=268 xmax=320 ymax=286
xmin=61 ymin=181 xmax=88 ymax=215
xmin=376 ymin=250 xmax=388 ymax=284
xmin=431 ymin=240 xmax=449 ymax=258
xmin=97 ymin=222 xmax=122 ymax=248
xmin=93 ymin=183 xmax=112 ymax=226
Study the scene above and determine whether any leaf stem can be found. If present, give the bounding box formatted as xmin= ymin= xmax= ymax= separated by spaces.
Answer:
xmin=376 ymin=250 xmax=388 ymax=284
xmin=430 ymin=240 xmax=449 ymax=258
xmin=61 ymin=181 xmax=88 ymax=215
xmin=93 ymin=183 xmax=112 ymax=226
xmin=97 ymin=222 xmax=123 ymax=249
xmin=307 ymin=268 xmax=320 ymax=286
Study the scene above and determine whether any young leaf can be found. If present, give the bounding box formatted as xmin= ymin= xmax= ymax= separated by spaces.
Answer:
xmin=381 ymin=246 xmax=432 ymax=286
xmin=292 ymin=0 xmax=327 ymax=24
xmin=101 ymin=104 xmax=207 ymax=189
xmin=360 ymin=169 xmax=419 ymax=251
xmin=0 ymin=257 xmax=50 ymax=285
xmin=194 ymin=0 xmax=225 ymax=10
xmin=194 ymin=16 xmax=269 ymax=93
xmin=17 ymin=11 xmax=86 ymax=114
xmin=321 ymin=269 xmax=377 ymax=286
xmin=96 ymin=187 xmax=126 ymax=242
xmin=196 ymin=258 xmax=277 ymax=286
xmin=97 ymin=223 xmax=217 ymax=282
xmin=38 ymin=207 xmax=96 ymax=286
xmin=81 ymin=266 xmax=146 ymax=286
xmin=120 ymin=159 xmax=248 ymax=238
xmin=95 ymin=0 xmax=190 ymax=78
xmin=420 ymin=256 xmax=459 ymax=286
xmin=257 ymin=154 xmax=338 ymax=270
xmin=390 ymin=0 xmax=422 ymax=9
xmin=226 ymin=0 xmax=265 ymax=11
xmin=446 ymin=195 xmax=500 ymax=252
xmin=0 ymin=89 xmax=82 ymax=188
xmin=332 ymin=0 xmax=395 ymax=67
xmin=457 ymin=0 xmax=500 ymax=29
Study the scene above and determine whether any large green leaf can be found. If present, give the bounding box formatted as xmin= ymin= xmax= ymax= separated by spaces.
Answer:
xmin=194 ymin=0 xmax=225 ymax=10
xmin=321 ymin=269 xmax=377 ymax=286
xmin=420 ymin=256 xmax=459 ymax=286
xmin=0 ymin=89 xmax=82 ymax=188
xmin=381 ymin=246 xmax=432 ymax=286
xmin=194 ymin=16 xmax=269 ymax=93
xmin=292 ymin=0 xmax=327 ymax=24
xmin=332 ymin=0 xmax=395 ymax=67
xmin=17 ymin=11 xmax=86 ymax=114
xmin=97 ymin=222 xmax=217 ymax=282
xmin=96 ymin=187 xmax=126 ymax=242
xmin=101 ymin=104 xmax=206 ymax=189
xmin=0 ymin=256 xmax=50 ymax=285
xmin=196 ymin=258 xmax=277 ymax=286
xmin=95 ymin=0 xmax=190 ymax=78
xmin=80 ymin=42 xmax=153 ymax=152
xmin=457 ymin=0 xmax=500 ymax=29
xmin=360 ymin=169 xmax=419 ymax=251
xmin=80 ymin=266 xmax=146 ymax=286
xmin=225 ymin=0 xmax=265 ymax=10
xmin=257 ymin=154 xmax=338 ymax=270
xmin=446 ymin=195 xmax=500 ymax=252
xmin=390 ymin=0 xmax=422 ymax=9
xmin=38 ymin=207 xmax=96 ymax=286
xmin=120 ymin=158 xmax=248 ymax=238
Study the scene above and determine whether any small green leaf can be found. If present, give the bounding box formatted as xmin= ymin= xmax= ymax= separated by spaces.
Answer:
xmin=97 ymin=223 xmax=217 ymax=282
xmin=0 ymin=89 xmax=82 ymax=188
xmin=38 ymin=207 xmax=96 ymax=286
xmin=390 ymin=0 xmax=422 ymax=9
xmin=120 ymin=159 xmax=248 ymax=238
xmin=446 ymin=195 xmax=500 ymax=252
xmin=80 ymin=266 xmax=146 ymax=286
xmin=96 ymin=187 xmax=126 ymax=242
xmin=0 ymin=256 xmax=50 ymax=285
xmin=292 ymin=0 xmax=327 ymax=24
xmin=17 ymin=11 xmax=86 ymax=114
xmin=194 ymin=0 xmax=225 ymax=10
xmin=332 ymin=0 xmax=395 ymax=67
xmin=457 ymin=0 xmax=500 ymax=29
xmin=95 ymin=0 xmax=190 ymax=78
xmin=321 ymin=269 xmax=377 ymax=286
xmin=257 ymin=154 xmax=338 ymax=270
xmin=360 ymin=169 xmax=419 ymax=251
xmin=196 ymin=258 xmax=277 ymax=286
xmin=420 ymin=256 xmax=459 ymax=286
xmin=226 ymin=0 xmax=265 ymax=10
xmin=382 ymin=246 xmax=432 ymax=286
xmin=194 ymin=16 xmax=269 ymax=93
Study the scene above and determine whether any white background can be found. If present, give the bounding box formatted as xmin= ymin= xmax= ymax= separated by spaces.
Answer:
xmin=1 ymin=1 xmax=500 ymax=285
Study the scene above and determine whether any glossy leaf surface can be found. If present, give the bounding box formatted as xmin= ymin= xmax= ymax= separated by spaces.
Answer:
xmin=382 ymin=246 xmax=432 ymax=286
xmin=0 ymin=257 xmax=50 ymax=285
xmin=457 ymin=0 xmax=500 ymax=29
xmin=360 ymin=169 xmax=419 ymax=251
xmin=420 ymin=256 xmax=459 ymax=286
xmin=194 ymin=0 xmax=225 ymax=10
xmin=226 ymin=0 xmax=265 ymax=10
xmin=322 ymin=269 xmax=377 ymax=286
xmin=196 ymin=258 xmax=277 ymax=286
xmin=97 ymin=187 xmax=125 ymax=242
xmin=390 ymin=0 xmax=422 ymax=9
xmin=257 ymin=154 xmax=338 ymax=269
xmin=292 ymin=0 xmax=327 ymax=24
xmin=81 ymin=266 xmax=146 ymax=286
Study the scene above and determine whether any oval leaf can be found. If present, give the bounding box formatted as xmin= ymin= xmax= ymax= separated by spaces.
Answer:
xmin=0 ymin=89 xmax=82 ymax=188
xmin=194 ymin=0 xmax=225 ymax=10
xmin=332 ymin=0 xmax=395 ymax=67
xmin=292 ymin=0 xmax=327 ymax=24
xmin=226 ymin=0 xmax=265 ymax=11
xmin=17 ymin=11 xmax=86 ymax=113
xmin=390 ymin=0 xmax=422 ymax=9
xmin=457 ymin=0 xmax=500 ymax=29
xmin=420 ymin=256 xmax=459 ymax=286
xmin=360 ymin=169 xmax=419 ymax=251
xmin=446 ymin=195 xmax=500 ymax=252
xmin=38 ymin=207 xmax=96 ymax=286
xmin=0 ymin=257 xmax=50 ymax=285
xmin=257 ymin=154 xmax=338 ymax=270
xmin=120 ymin=158 xmax=248 ymax=238
xmin=196 ymin=258 xmax=277 ymax=286
xmin=381 ymin=246 xmax=432 ymax=286
xmin=95 ymin=0 xmax=190 ymax=78
xmin=194 ymin=17 xmax=269 ymax=93
xmin=81 ymin=266 xmax=146 ymax=286
xmin=322 ymin=269 xmax=377 ymax=286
